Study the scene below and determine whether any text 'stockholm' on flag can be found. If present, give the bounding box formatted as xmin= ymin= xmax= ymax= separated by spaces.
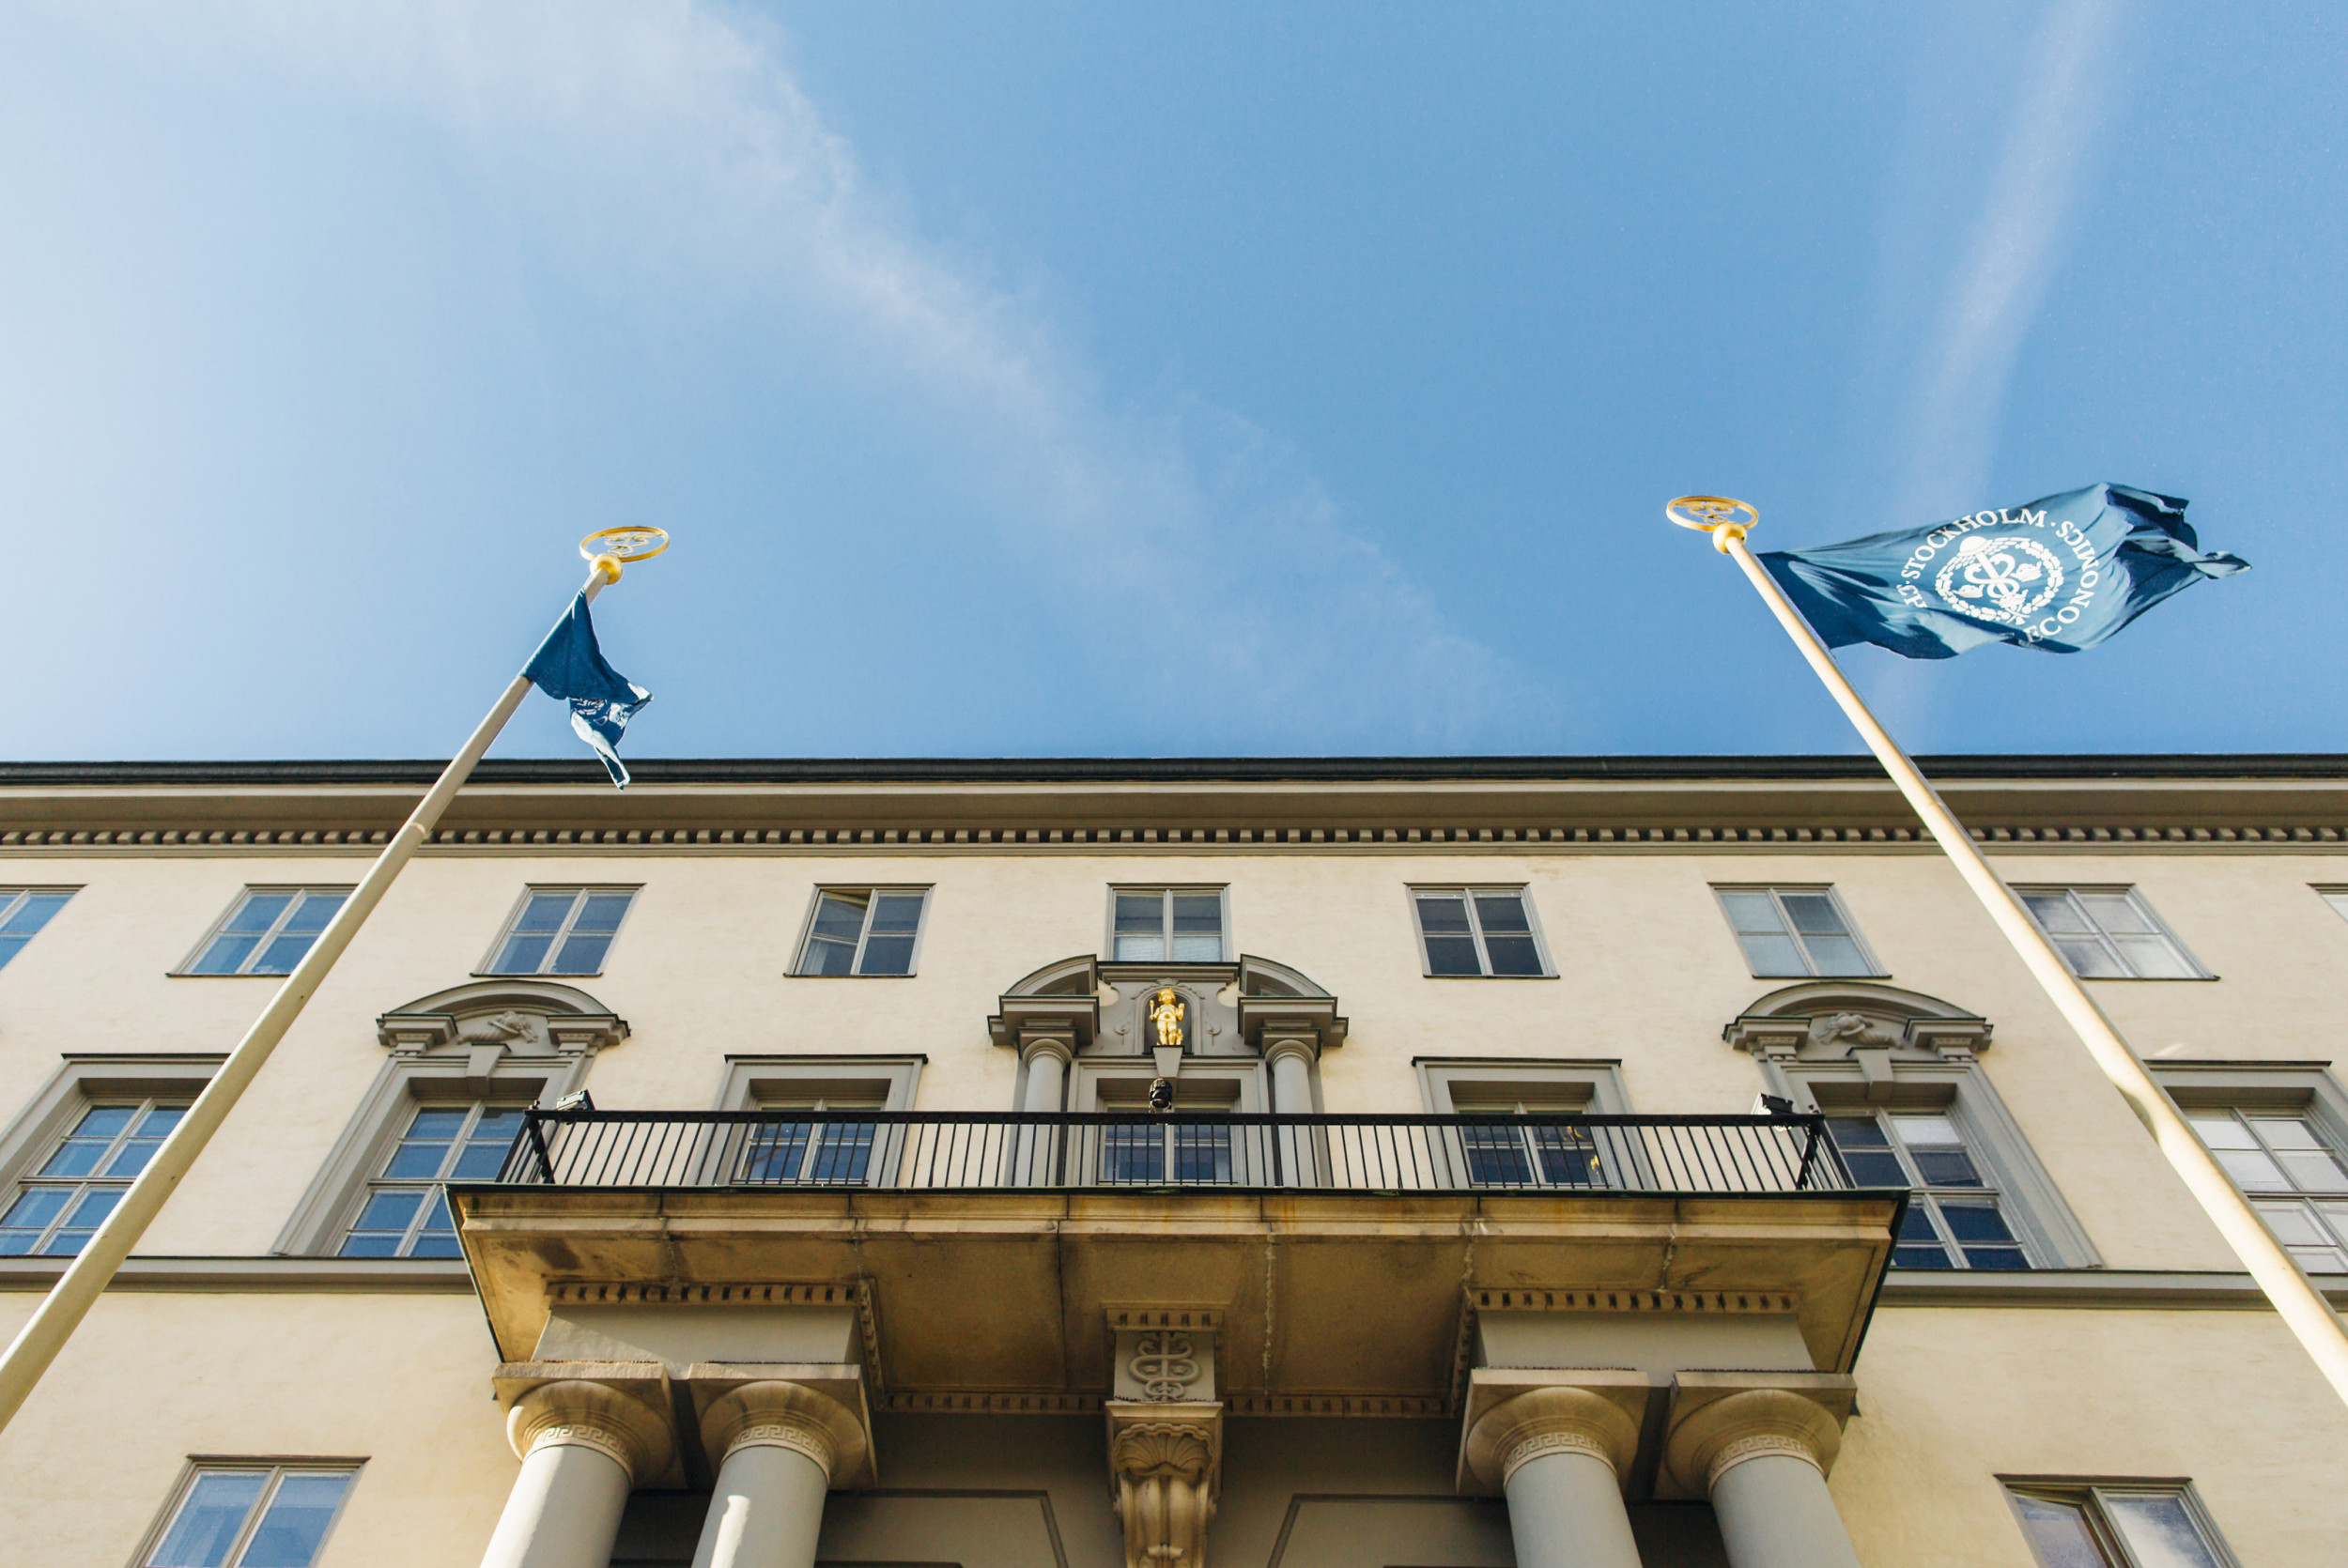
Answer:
xmin=1758 ymin=484 xmax=2248 ymax=660
xmin=525 ymin=592 xmax=652 ymax=788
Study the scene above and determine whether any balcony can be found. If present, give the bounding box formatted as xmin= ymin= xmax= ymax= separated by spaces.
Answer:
xmin=494 ymin=1109 xmax=1855 ymax=1195
xmin=453 ymin=1110 xmax=1904 ymax=1417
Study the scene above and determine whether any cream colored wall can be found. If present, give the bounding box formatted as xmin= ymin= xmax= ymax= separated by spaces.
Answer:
xmin=1 ymin=843 xmax=2339 ymax=1267
xmin=1844 ymin=1305 xmax=2348 ymax=1566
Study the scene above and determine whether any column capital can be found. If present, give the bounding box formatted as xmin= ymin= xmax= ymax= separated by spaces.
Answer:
xmin=1105 ymin=1400 xmax=1222 ymax=1568
xmin=1661 ymin=1372 xmax=1856 ymax=1499
xmin=687 ymin=1367 xmax=875 ymax=1488
xmin=1457 ymin=1369 xmax=1648 ymax=1495
xmin=1020 ymin=1029 xmax=1077 ymax=1067
xmin=1259 ymin=1033 xmax=1320 ymax=1068
xmin=495 ymin=1363 xmax=679 ymax=1486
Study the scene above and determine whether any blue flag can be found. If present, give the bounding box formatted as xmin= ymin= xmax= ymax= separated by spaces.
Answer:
xmin=524 ymin=592 xmax=651 ymax=788
xmin=1759 ymin=484 xmax=2248 ymax=659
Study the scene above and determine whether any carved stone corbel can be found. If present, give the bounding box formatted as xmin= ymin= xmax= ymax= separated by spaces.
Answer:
xmin=1104 ymin=1400 xmax=1221 ymax=1568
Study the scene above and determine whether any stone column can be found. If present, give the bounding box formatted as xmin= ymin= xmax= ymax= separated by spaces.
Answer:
xmin=1460 ymin=1376 xmax=1645 ymax=1568
xmin=1017 ymin=1033 xmax=1074 ymax=1184
xmin=1262 ymin=1036 xmax=1318 ymax=1186
xmin=481 ymin=1378 xmax=673 ymax=1568
xmin=1664 ymin=1375 xmax=1861 ymax=1568
xmin=690 ymin=1381 xmax=870 ymax=1568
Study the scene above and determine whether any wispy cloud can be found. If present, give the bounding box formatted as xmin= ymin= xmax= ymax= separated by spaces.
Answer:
xmin=1896 ymin=0 xmax=2125 ymax=517
xmin=60 ymin=0 xmax=1540 ymax=750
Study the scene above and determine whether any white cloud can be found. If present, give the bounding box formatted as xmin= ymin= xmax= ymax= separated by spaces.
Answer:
xmin=57 ymin=0 xmax=1539 ymax=749
xmin=1897 ymin=0 xmax=2125 ymax=516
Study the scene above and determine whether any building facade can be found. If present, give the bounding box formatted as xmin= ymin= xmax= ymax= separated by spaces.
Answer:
xmin=0 ymin=756 xmax=2342 ymax=1568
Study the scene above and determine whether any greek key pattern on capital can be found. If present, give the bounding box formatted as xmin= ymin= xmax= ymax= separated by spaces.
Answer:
xmin=725 ymin=1417 xmax=837 ymax=1470
xmin=1498 ymin=1426 xmax=1616 ymax=1483
xmin=524 ymin=1422 xmax=637 ymax=1471
xmin=1706 ymin=1432 xmax=1825 ymax=1489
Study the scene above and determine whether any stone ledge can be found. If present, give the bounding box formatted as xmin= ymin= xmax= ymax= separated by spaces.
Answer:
xmin=0 ymin=1255 xmax=475 ymax=1292
xmin=1876 ymin=1268 xmax=2348 ymax=1309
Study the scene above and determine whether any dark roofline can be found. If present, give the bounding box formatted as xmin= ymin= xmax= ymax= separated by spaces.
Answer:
xmin=0 ymin=755 xmax=2340 ymax=788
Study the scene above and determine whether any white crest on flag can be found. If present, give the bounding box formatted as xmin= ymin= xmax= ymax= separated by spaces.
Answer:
xmin=1933 ymin=534 xmax=2065 ymax=626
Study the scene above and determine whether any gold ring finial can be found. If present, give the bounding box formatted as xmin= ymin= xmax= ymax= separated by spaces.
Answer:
xmin=579 ymin=526 xmax=672 ymax=566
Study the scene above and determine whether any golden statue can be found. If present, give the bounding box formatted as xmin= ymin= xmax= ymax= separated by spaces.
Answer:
xmin=1149 ymin=988 xmax=1185 ymax=1053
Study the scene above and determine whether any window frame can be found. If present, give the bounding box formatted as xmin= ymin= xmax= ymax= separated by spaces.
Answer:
xmin=1405 ymin=885 xmax=1555 ymax=978
xmin=0 ymin=885 xmax=75 ymax=972
xmin=0 ymin=1095 xmax=191 ymax=1257
xmin=2014 ymin=884 xmax=2211 ymax=980
xmin=0 ymin=1055 xmax=222 ymax=1258
xmin=175 ymin=886 xmax=355 ymax=977
xmin=2315 ymin=884 xmax=2348 ymax=927
xmin=133 ymin=1459 xmax=364 ymax=1568
xmin=1825 ymin=1107 xmax=2031 ymax=1270
xmin=2155 ymin=1062 xmax=2348 ymax=1277
xmin=790 ymin=885 xmax=934 ymax=978
xmin=1104 ymin=884 xmax=1230 ymax=964
xmin=1711 ymin=884 xmax=1885 ymax=979
xmin=336 ymin=1099 xmax=536 ymax=1259
xmin=476 ymin=885 xmax=641 ymax=978
xmin=2002 ymin=1478 xmax=2240 ymax=1568
xmin=1780 ymin=1058 xmax=2098 ymax=1271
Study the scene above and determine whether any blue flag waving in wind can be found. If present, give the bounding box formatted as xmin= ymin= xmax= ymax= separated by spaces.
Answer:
xmin=525 ymin=593 xmax=652 ymax=788
xmin=1759 ymin=484 xmax=2248 ymax=659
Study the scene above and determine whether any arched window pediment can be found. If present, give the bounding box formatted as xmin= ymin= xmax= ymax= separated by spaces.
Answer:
xmin=375 ymin=979 xmax=628 ymax=1057
xmin=1724 ymin=980 xmax=1990 ymax=1063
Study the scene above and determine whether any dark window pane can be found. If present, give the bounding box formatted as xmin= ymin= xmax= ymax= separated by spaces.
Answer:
xmin=1891 ymin=1208 xmax=1952 ymax=1268
xmin=869 ymin=894 xmax=925 ymax=934
xmin=149 ymin=1470 xmax=270 ymax=1567
xmin=1909 ymin=1146 xmax=1984 ymax=1187
xmin=0 ymin=1187 xmax=70 ymax=1252
xmin=1482 ymin=935 xmax=1544 ymax=976
xmin=857 ymin=934 xmax=917 ymax=976
xmin=224 ymin=895 xmax=293 ymax=934
xmin=798 ymin=936 xmax=857 ymax=976
xmin=47 ymin=1186 xmax=123 ymax=1253
xmin=1422 ymin=934 xmax=1483 ymax=976
xmin=513 ymin=893 xmax=576 ymax=932
xmin=572 ymin=893 xmax=633 ymax=932
xmin=352 ymin=1191 xmax=422 ymax=1234
xmin=0 ymin=935 xmax=29 ymax=968
xmin=491 ymin=933 xmax=554 ymax=975
xmin=2009 ymin=1495 xmax=2109 ymax=1568
xmin=810 ymin=1125 xmax=877 ymax=1182
xmin=1462 ymin=1126 xmax=1534 ymax=1185
xmin=237 ymin=1472 xmax=352 ymax=1568
xmin=139 ymin=1106 xmax=189 ymax=1138
xmin=1829 ymin=1118 xmax=1891 ymax=1147
xmin=189 ymin=933 xmax=263 ymax=975
xmin=1169 ymin=892 xmax=1222 ymax=961
xmin=407 ymin=1233 xmax=464 ymax=1259
xmin=1734 ymin=931 xmax=1808 ymax=977
xmin=1533 ymin=1127 xmax=1600 ymax=1185
xmin=1100 ymin=1124 xmax=1164 ymax=1183
xmin=744 ymin=1125 xmax=812 ymax=1181
xmin=447 ymin=1141 xmax=511 ymax=1180
xmin=281 ymin=893 xmax=345 ymax=933
xmin=548 ymin=931 xmax=612 ymax=974
xmin=1171 ymin=1126 xmax=1232 ymax=1182
xmin=1472 ymin=893 xmax=1531 ymax=934
xmin=811 ymin=893 xmax=869 ymax=942
xmin=1778 ymin=893 xmax=1848 ymax=935
xmin=335 ymin=1233 xmax=402 ymax=1258
xmin=1941 ymin=1203 xmax=2028 ymax=1268
xmin=1113 ymin=893 xmax=1163 ymax=932
xmin=1414 ymin=895 xmax=1471 ymax=934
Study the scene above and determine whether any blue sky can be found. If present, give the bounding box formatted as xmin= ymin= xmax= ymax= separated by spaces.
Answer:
xmin=1 ymin=1 xmax=2340 ymax=761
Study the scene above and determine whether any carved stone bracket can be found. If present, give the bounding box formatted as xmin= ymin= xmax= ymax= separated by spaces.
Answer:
xmin=1658 ymin=1370 xmax=1857 ymax=1501
xmin=1105 ymin=1400 xmax=1222 ymax=1568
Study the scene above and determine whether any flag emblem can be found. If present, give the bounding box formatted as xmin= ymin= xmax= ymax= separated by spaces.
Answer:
xmin=1935 ymin=534 xmax=2063 ymax=626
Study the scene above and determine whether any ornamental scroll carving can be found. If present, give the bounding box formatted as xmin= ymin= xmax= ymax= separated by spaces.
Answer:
xmin=1108 ymin=1415 xmax=1219 ymax=1568
xmin=1129 ymin=1332 xmax=1201 ymax=1401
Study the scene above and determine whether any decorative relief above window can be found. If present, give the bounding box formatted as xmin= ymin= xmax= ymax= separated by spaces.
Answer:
xmin=1725 ymin=981 xmax=2095 ymax=1271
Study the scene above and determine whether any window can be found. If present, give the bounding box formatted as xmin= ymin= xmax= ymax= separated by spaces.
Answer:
xmin=1829 ymin=1112 xmax=2029 ymax=1269
xmin=795 ymin=887 xmax=930 ymax=976
xmin=140 ymin=1464 xmax=358 ymax=1568
xmin=2186 ymin=1107 xmax=2348 ymax=1271
xmin=483 ymin=887 xmax=637 ymax=976
xmin=181 ymin=888 xmax=350 ymax=976
xmin=2007 ymin=1482 xmax=2236 ymax=1568
xmin=0 ymin=1099 xmax=187 ymax=1255
xmin=1457 ymin=1096 xmax=1602 ymax=1187
xmin=0 ymin=888 xmax=71 ymax=970
xmin=337 ymin=1102 xmax=525 ymax=1257
xmin=2319 ymin=886 xmax=2348 ymax=925
xmin=1095 ymin=1078 xmax=1237 ymax=1184
xmin=1714 ymin=886 xmax=1879 ymax=977
xmin=1110 ymin=887 xmax=1226 ymax=962
xmin=740 ymin=1094 xmax=884 ymax=1184
xmin=2017 ymin=887 xmax=2205 ymax=979
xmin=1411 ymin=887 xmax=1549 ymax=977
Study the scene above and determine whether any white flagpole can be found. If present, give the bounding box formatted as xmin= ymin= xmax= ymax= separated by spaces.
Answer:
xmin=1674 ymin=497 xmax=2348 ymax=1408
xmin=0 ymin=543 xmax=652 ymax=1433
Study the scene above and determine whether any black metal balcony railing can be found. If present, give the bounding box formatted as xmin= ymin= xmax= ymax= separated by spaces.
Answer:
xmin=494 ymin=1111 xmax=1853 ymax=1196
